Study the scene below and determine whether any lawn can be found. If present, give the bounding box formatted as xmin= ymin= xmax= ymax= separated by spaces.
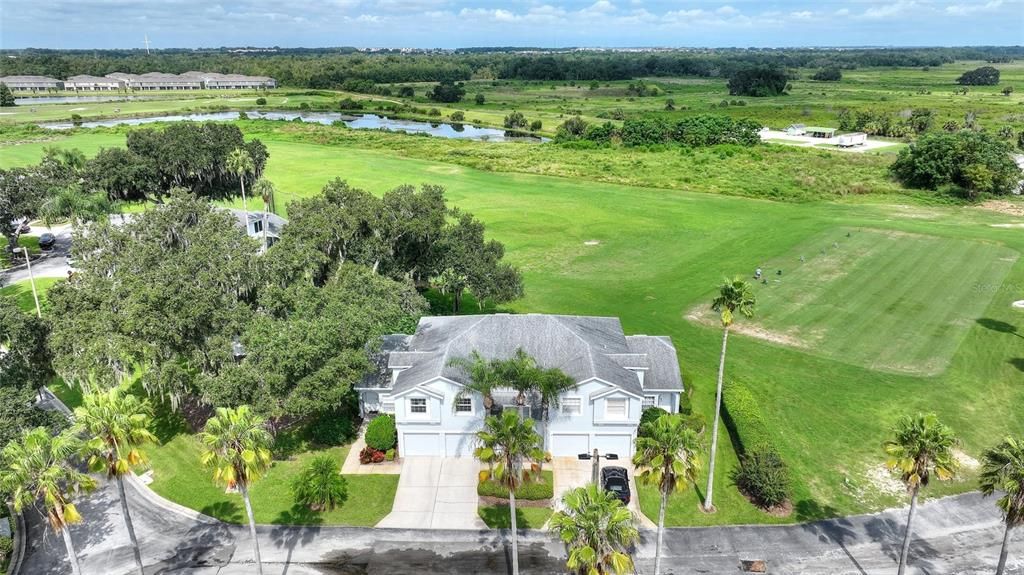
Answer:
xmin=0 ymin=235 xmax=41 ymax=268
xmin=479 ymin=506 xmax=553 ymax=529
xmin=0 ymin=277 xmax=64 ymax=313
xmin=3 ymin=122 xmax=1023 ymax=527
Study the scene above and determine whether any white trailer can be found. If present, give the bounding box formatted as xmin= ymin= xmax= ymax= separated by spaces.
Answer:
xmin=838 ymin=132 xmax=867 ymax=147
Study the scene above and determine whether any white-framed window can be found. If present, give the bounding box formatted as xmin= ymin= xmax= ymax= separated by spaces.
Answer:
xmin=409 ymin=397 xmax=428 ymax=415
xmin=605 ymin=397 xmax=628 ymax=419
xmin=561 ymin=397 xmax=582 ymax=416
xmin=252 ymin=220 xmax=263 ymax=234
xmin=381 ymin=394 xmax=395 ymax=414
xmin=455 ymin=397 xmax=473 ymax=414
xmin=642 ymin=395 xmax=657 ymax=409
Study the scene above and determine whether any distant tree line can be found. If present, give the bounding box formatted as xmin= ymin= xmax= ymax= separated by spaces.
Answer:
xmin=2 ymin=46 xmax=1022 ymax=88
xmin=556 ymin=114 xmax=762 ymax=147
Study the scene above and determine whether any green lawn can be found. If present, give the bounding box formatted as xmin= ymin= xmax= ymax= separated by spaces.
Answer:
xmin=479 ymin=505 xmax=553 ymax=529
xmin=3 ymin=122 xmax=1023 ymax=526
xmin=0 ymin=236 xmax=41 ymax=268
xmin=0 ymin=277 xmax=64 ymax=313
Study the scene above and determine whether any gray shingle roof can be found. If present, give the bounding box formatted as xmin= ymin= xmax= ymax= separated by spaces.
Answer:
xmin=369 ymin=314 xmax=683 ymax=396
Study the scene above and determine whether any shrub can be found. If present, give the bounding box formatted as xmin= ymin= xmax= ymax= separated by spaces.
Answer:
xmin=678 ymin=393 xmax=693 ymax=415
xmin=504 ymin=111 xmax=528 ymax=130
xmin=255 ymin=97 xmax=267 ymax=105
xmin=478 ymin=470 xmax=553 ymax=500
xmin=957 ymin=66 xmax=1000 ymax=86
xmin=385 ymin=448 xmax=396 ymax=461
xmin=450 ymin=110 xmax=465 ymax=122
xmin=529 ymin=119 xmax=543 ymax=131
xmin=428 ymin=80 xmax=466 ymax=103
xmin=299 ymin=102 xmax=310 ymax=110
xmin=555 ymin=116 xmax=588 ymax=141
xmin=428 ymin=108 xmax=441 ymax=117
xmin=681 ymin=412 xmax=706 ymax=433
xmin=733 ymin=448 xmax=791 ymax=508
xmin=365 ymin=414 xmax=397 ymax=451
xmin=638 ymin=407 xmax=667 ymax=436
xmin=291 ymin=455 xmax=348 ymax=511
xmin=890 ymin=131 xmax=1020 ymax=198
xmin=722 ymin=382 xmax=773 ymax=454
xmin=359 ymin=446 xmax=383 ymax=464
xmin=399 ymin=86 xmax=415 ymax=98
xmin=727 ymin=65 xmax=789 ymax=97
xmin=475 ymin=93 xmax=485 ymax=105
xmin=305 ymin=413 xmax=356 ymax=446
xmin=812 ymin=67 xmax=842 ymax=81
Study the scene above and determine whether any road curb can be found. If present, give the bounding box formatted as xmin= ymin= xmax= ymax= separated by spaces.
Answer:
xmin=6 ymin=503 xmax=26 ymax=575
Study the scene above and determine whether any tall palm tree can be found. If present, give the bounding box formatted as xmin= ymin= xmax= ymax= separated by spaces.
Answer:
xmin=0 ymin=427 xmax=96 ymax=575
xmin=536 ymin=367 xmax=576 ymax=459
xmin=979 ymin=436 xmax=1024 ymax=575
xmin=475 ymin=409 xmax=544 ymax=575
xmin=633 ymin=413 xmax=703 ymax=575
xmin=226 ymin=148 xmax=254 ymax=215
xmin=450 ymin=350 xmax=500 ymax=412
xmin=74 ymin=387 xmax=158 ymax=575
xmin=497 ymin=348 xmax=539 ymax=407
xmin=199 ymin=405 xmax=273 ymax=575
xmin=251 ymin=178 xmax=276 ymax=251
xmin=550 ymin=484 xmax=639 ymax=575
xmin=704 ymin=277 xmax=755 ymax=512
xmin=883 ymin=413 xmax=959 ymax=575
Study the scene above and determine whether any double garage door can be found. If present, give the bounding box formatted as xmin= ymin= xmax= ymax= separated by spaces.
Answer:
xmin=401 ymin=432 xmax=476 ymax=457
xmin=550 ymin=433 xmax=633 ymax=458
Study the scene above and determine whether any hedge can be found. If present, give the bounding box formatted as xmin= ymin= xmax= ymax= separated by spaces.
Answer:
xmin=721 ymin=381 xmax=774 ymax=455
xmin=478 ymin=470 xmax=554 ymax=500
xmin=365 ymin=414 xmax=397 ymax=451
xmin=722 ymin=381 xmax=793 ymax=507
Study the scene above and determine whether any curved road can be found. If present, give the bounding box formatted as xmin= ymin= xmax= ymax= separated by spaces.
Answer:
xmin=20 ymin=476 xmax=1020 ymax=575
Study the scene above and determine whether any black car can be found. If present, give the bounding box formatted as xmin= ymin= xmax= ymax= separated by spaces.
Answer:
xmin=601 ymin=466 xmax=631 ymax=505
xmin=38 ymin=233 xmax=57 ymax=250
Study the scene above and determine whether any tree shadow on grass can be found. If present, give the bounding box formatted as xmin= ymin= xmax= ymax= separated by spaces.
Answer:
xmin=478 ymin=505 xmax=549 ymax=529
xmin=1007 ymin=358 xmax=1024 ymax=373
xmin=201 ymin=500 xmax=244 ymax=524
xmin=976 ymin=318 xmax=1024 ymax=339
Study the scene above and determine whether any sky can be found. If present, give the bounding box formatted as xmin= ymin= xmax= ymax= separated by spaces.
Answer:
xmin=1 ymin=0 xmax=1022 ymax=49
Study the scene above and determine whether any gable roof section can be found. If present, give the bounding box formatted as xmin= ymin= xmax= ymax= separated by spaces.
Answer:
xmin=377 ymin=314 xmax=682 ymax=397
xmin=625 ymin=335 xmax=684 ymax=391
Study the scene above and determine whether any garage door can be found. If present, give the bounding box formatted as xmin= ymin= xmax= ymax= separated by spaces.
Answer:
xmin=592 ymin=434 xmax=632 ymax=459
xmin=444 ymin=433 xmax=477 ymax=457
xmin=551 ymin=434 xmax=590 ymax=457
xmin=403 ymin=433 xmax=441 ymax=456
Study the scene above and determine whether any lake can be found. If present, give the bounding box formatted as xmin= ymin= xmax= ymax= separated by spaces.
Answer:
xmin=40 ymin=111 xmax=548 ymax=142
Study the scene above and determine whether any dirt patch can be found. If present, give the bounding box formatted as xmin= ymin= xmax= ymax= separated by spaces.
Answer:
xmin=685 ymin=309 xmax=809 ymax=348
xmin=990 ymin=223 xmax=1024 ymax=228
xmin=479 ymin=495 xmax=551 ymax=508
xmin=864 ymin=464 xmax=906 ymax=498
xmin=978 ymin=200 xmax=1024 ymax=217
xmin=583 ymin=240 xmax=600 ymax=246
xmin=954 ymin=449 xmax=981 ymax=471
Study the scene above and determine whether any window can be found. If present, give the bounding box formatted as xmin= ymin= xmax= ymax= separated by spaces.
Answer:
xmin=252 ymin=220 xmax=263 ymax=234
xmin=409 ymin=397 xmax=427 ymax=415
xmin=561 ymin=397 xmax=582 ymax=416
xmin=642 ymin=395 xmax=656 ymax=409
xmin=605 ymin=398 xmax=628 ymax=419
xmin=455 ymin=397 xmax=473 ymax=414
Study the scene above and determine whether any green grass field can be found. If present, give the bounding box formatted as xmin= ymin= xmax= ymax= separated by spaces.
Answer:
xmin=3 ymin=119 xmax=1023 ymax=527
xmin=0 ymin=277 xmax=64 ymax=313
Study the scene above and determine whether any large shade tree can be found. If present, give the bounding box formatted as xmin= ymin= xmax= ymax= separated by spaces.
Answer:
xmin=0 ymin=427 xmax=96 ymax=575
xmin=74 ymin=387 xmax=158 ymax=575
xmin=704 ymin=277 xmax=755 ymax=512
xmin=550 ymin=484 xmax=639 ymax=575
xmin=883 ymin=413 xmax=959 ymax=575
xmin=199 ymin=406 xmax=273 ymax=575
xmin=475 ymin=409 xmax=544 ymax=575
xmin=633 ymin=414 xmax=703 ymax=575
xmin=979 ymin=436 xmax=1024 ymax=575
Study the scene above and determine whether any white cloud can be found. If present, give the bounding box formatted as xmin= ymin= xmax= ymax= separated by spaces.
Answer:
xmin=835 ymin=8 xmax=850 ymax=16
xmin=858 ymin=1 xmax=918 ymax=19
xmin=716 ymin=5 xmax=739 ymax=15
xmin=945 ymin=0 xmax=1003 ymax=15
xmin=790 ymin=10 xmax=813 ymax=19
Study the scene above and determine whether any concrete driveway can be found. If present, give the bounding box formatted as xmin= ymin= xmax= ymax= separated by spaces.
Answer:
xmin=551 ymin=457 xmax=656 ymax=528
xmin=376 ymin=456 xmax=486 ymax=530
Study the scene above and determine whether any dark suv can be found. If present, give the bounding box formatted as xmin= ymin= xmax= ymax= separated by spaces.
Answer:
xmin=600 ymin=466 xmax=631 ymax=505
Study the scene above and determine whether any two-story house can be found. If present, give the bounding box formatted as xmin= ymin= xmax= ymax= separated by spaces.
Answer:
xmin=356 ymin=314 xmax=684 ymax=458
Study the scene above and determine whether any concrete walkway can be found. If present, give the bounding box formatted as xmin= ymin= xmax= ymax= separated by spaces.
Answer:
xmin=339 ymin=428 xmax=401 ymax=475
xmin=376 ymin=456 xmax=486 ymax=530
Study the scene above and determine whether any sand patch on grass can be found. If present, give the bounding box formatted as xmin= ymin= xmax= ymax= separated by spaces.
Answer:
xmin=584 ymin=240 xmax=600 ymax=246
xmin=954 ymin=449 xmax=980 ymax=471
xmin=978 ymin=200 xmax=1024 ymax=217
xmin=685 ymin=309 xmax=809 ymax=348
xmin=864 ymin=464 xmax=906 ymax=498
xmin=990 ymin=223 xmax=1024 ymax=228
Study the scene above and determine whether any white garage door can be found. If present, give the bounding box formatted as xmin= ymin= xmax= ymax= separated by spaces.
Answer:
xmin=444 ymin=433 xmax=477 ymax=457
xmin=403 ymin=433 xmax=441 ymax=456
xmin=592 ymin=434 xmax=632 ymax=459
xmin=551 ymin=434 xmax=590 ymax=457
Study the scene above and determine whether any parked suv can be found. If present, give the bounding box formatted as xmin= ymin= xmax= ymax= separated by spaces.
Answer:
xmin=38 ymin=233 xmax=57 ymax=250
xmin=600 ymin=466 xmax=631 ymax=505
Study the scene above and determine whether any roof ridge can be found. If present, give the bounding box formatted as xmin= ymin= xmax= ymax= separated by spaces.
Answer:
xmin=439 ymin=314 xmax=492 ymax=375
xmin=552 ymin=316 xmax=598 ymax=378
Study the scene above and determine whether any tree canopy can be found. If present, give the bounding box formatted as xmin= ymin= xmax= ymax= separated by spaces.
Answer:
xmin=890 ymin=131 xmax=1020 ymax=198
xmin=957 ymin=66 xmax=1001 ymax=86
xmin=727 ymin=65 xmax=789 ymax=97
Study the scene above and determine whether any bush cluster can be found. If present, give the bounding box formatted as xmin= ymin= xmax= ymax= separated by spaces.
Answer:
xmin=477 ymin=471 xmax=554 ymax=500
xmin=359 ymin=446 xmax=386 ymax=464
xmin=722 ymin=382 xmax=792 ymax=508
xmin=556 ymin=114 xmax=761 ymax=148
xmin=365 ymin=414 xmax=397 ymax=451
xmin=890 ymin=130 xmax=1020 ymax=198
xmin=957 ymin=66 xmax=1000 ymax=86
xmin=305 ymin=413 xmax=356 ymax=446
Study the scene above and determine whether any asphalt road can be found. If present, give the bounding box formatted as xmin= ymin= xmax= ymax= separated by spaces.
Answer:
xmin=1 ymin=225 xmax=73 ymax=285
xmin=20 ymin=475 xmax=1021 ymax=575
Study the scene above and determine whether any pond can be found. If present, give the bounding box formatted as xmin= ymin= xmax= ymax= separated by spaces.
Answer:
xmin=40 ymin=111 xmax=548 ymax=142
xmin=15 ymin=95 xmax=153 ymax=105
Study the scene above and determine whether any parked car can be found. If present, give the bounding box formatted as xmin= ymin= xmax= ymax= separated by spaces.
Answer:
xmin=17 ymin=223 xmax=30 ymax=234
xmin=38 ymin=233 xmax=57 ymax=250
xmin=600 ymin=466 xmax=631 ymax=505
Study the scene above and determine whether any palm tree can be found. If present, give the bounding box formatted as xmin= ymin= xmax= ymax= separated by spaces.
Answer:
xmin=536 ymin=366 xmax=576 ymax=460
xmin=74 ymin=387 xmax=157 ymax=575
xmin=251 ymin=178 xmax=276 ymax=251
xmin=979 ymin=436 xmax=1024 ymax=575
xmin=39 ymin=185 xmax=115 ymax=228
xmin=633 ymin=413 xmax=703 ymax=575
xmin=199 ymin=405 xmax=273 ymax=575
xmin=0 ymin=427 xmax=96 ymax=575
xmin=704 ymin=277 xmax=755 ymax=512
xmin=475 ymin=409 xmax=544 ymax=575
xmin=550 ymin=484 xmax=639 ymax=575
xmin=226 ymin=148 xmax=255 ymax=215
xmin=291 ymin=454 xmax=347 ymax=511
xmin=450 ymin=350 xmax=501 ymax=412
xmin=883 ymin=413 xmax=959 ymax=575
xmin=498 ymin=348 xmax=539 ymax=406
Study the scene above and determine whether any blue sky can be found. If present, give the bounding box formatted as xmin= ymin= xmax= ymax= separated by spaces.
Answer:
xmin=2 ymin=0 xmax=1022 ymax=49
